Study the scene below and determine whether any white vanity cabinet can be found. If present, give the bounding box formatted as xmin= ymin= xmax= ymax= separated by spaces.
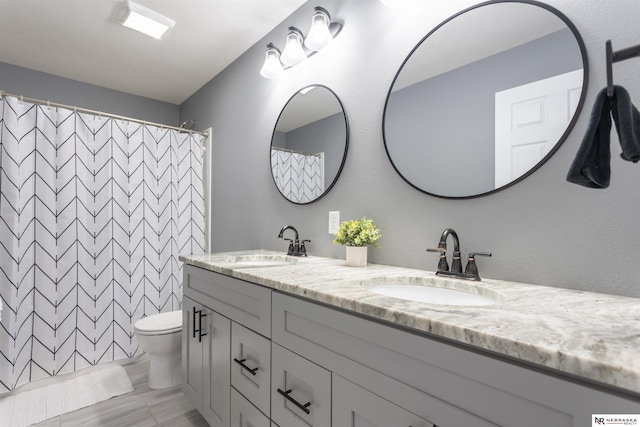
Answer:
xmin=272 ymin=292 xmax=640 ymax=427
xmin=183 ymin=265 xmax=273 ymax=426
xmin=183 ymin=263 xmax=640 ymax=427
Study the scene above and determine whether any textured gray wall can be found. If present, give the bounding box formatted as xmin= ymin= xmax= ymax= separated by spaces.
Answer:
xmin=0 ymin=62 xmax=179 ymax=125
xmin=180 ymin=0 xmax=640 ymax=297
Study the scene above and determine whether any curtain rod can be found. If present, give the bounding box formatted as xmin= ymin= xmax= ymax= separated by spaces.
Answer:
xmin=271 ymin=146 xmax=322 ymax=158
xmin=0 ymin=91 xmax=208 ymax=138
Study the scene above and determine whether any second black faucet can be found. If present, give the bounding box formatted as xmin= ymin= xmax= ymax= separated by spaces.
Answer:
xmin=427 ymin=228 xmax=491 ymax=281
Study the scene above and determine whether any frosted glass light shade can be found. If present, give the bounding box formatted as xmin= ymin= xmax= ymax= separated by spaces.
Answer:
xmin=281 ymin=27 xmax=307 ymax=67
xmin=304 ymin=7 xmax=333 ymax=51
xmin=119 ymin=0 xmax=175 ymax=40
xmin=260 ymin=45 xmax=284 ymax=79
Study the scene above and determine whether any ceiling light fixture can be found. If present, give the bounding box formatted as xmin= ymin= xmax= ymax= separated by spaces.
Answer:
xmin=260 ymin=5 xmax=342 ymax=79
xmin=118 ymin=0 xmax=175 ymax=40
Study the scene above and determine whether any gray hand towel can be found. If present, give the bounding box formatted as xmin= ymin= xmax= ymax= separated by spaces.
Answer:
xmin=567 ymin=85 xmax=640 ymax=188
xmin=566 ymin=87 xmax=611 ymax=188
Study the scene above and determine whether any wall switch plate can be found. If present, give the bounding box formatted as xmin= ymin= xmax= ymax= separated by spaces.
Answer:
xmin=329 ymin=211 xmax=340 ymax=235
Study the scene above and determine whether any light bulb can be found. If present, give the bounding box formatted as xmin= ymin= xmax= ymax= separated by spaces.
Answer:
xmin=280 ymin=27 xmax=307 ymax=67
xmin=260 ymin=44 xmax=284 ymax=79
xmin=304 ymin=7 xmax=333 ymax=51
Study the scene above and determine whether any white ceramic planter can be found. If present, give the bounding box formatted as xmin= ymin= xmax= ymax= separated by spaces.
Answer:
xmin=346 ymin=246 xmax=368 ymax=267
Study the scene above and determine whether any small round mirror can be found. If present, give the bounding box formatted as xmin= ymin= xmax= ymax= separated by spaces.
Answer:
xmin=383 ymin=0 xmax=588 ymax=198
xmin=271 ymin=85 xmax=349 ymax=204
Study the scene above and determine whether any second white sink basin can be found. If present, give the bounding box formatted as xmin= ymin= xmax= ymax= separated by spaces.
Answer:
xmin=368 ymin=284 xmax=495 ymax=306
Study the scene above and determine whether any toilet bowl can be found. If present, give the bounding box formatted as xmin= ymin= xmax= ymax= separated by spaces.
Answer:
xmin=134 ymin=310 xmax=182 ymax=389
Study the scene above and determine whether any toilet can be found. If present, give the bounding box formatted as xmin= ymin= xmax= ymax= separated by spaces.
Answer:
xmin=134 ymin=310 xmax=183 ymax=389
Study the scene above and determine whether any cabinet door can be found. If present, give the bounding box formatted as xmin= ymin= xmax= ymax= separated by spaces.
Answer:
xmin=271 ymin=343 xmax=331 ymax=427
xmin=231 ymin=322 xmax=271 ymax=416
xmin=182 ymin=297 xmax=203 ymax=412
xmin=333 ymin=374 xmax=435 ymax=427
xmin=202 ymin=307 xmax=231 ymax=427
xmin=230 ymin=387 xmax=270 ymax=427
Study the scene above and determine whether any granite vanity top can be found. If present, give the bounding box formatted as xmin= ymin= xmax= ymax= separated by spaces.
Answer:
xmin=180 ymin=250 xmax=640 ymax=396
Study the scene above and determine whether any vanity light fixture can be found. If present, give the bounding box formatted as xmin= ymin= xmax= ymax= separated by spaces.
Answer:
xmin=260 ymin=44 xmax=284 ymax=79
xmin=260 ymin=6 xmax=342 ymax=79
xmin=281 ymin=27 xmax=307 ymax=66
xmin=118 ymin=0 xmax=175 ymax=40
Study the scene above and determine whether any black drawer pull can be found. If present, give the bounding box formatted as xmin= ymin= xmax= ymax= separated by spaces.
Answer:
xmin=234 ymin=358 xmax=258 ymax=375
xmin=277 ymin=388 xmax=311 ymax=414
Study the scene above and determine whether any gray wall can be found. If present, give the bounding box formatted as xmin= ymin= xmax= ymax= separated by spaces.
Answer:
xmin=180 ymin=0 xmax=640 ymax=298
xmin=0 ymin=62 xmax=179 ymax=125
xmin=386 ymin=28 xmax=582 ymax=196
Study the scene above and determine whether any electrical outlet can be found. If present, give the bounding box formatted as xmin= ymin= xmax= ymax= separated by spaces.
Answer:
xmin=328 ymin=211 xmax=340 ymax=235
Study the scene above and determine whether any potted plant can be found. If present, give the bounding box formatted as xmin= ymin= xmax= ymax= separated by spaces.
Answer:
xmin=333 ymin=217 xmax=381 ymax=266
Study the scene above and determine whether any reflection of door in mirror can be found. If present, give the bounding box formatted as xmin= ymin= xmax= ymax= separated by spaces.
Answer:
xmin=495 ymin=69 xmax=583 ymax=187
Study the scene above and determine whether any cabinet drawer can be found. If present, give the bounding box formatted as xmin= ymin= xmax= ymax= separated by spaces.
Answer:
xmin=333 ymin=374 xmax=435 ymax=427
xmin=231 ymin=322 xmax=271 ymax=417
xmin=230 ymin=387 xmax=270 ymax=427
xmin=271 ymin=343 xmax=331 ymax=427
xmin=184 ymin=265 xmax=271 ymax=337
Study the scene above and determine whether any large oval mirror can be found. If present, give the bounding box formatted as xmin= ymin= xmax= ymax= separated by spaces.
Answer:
xmin=271 ymin=85 xmax=348 ymax=204
xmin=383 ymin=0 xmax=588 ymax=198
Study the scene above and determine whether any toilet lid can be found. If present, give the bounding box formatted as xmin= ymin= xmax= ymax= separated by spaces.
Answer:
xmin=134 ymin=310 xmax=182 ymax=334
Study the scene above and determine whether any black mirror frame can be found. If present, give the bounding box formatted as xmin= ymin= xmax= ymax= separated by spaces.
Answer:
xmin=382 ymin=0 xmax=589 ymax=199
xmin=270 ymin=84 xmax=350 ymax=205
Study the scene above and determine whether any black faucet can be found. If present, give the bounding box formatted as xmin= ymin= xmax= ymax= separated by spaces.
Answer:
xmin=427 ymin=228 xmax=491 ymax=281
xmin=277 ymin=225 xmax=309 ymax=257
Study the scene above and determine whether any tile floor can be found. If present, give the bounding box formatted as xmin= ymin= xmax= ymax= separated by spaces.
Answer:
xmin=30 ymin=355 xmax=209 ymax=427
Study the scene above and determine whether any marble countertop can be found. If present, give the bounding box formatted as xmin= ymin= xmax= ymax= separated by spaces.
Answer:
xmin=180 ymin=250 xmax=640 ymax=396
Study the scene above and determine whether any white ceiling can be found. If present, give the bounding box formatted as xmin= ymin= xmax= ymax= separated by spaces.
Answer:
xmin=0 ymin=0 xmax=307 ymax=104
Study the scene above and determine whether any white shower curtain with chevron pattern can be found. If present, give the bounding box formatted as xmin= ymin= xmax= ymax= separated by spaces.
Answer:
xmin=271 ymin=148 xmax=324 ymax=203
xmin=0 ymin=95 xmax=205 ymax=393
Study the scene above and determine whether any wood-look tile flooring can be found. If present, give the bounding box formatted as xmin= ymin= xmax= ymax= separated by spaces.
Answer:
xmin=31 ymin=355 xmax=209 ymax=427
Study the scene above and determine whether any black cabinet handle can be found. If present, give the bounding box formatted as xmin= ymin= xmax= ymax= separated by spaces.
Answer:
xmin=277 ymin=388 xmax=311 ymax=414
xmin=193 ymin=309 xmax=207 ymax=342
xmin=233 ymin=358 xmax=259 ymax=375
xmin=198 ymin=311 xmax=207 ymax=342
xmin=192 ymin=308 xmax=197 ymax=338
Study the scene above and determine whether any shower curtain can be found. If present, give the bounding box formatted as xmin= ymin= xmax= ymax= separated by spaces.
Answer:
xmin=271 ymin=148 xmax=324 ymax=203
xmin=0 ymin=95 xmax=205 ymax=393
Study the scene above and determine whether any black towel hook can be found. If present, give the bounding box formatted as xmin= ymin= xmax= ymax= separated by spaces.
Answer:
xmin=606 ymin=39 xmax=640 ymax=98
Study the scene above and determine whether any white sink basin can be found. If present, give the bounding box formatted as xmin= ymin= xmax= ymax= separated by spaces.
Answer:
xmin=363 ymin=277 xmax=499 ymax=306
xmin=368 ymin=284 xmax=495 ymax=306
xmin=224 ymin=254 xmax=298 ymax=268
